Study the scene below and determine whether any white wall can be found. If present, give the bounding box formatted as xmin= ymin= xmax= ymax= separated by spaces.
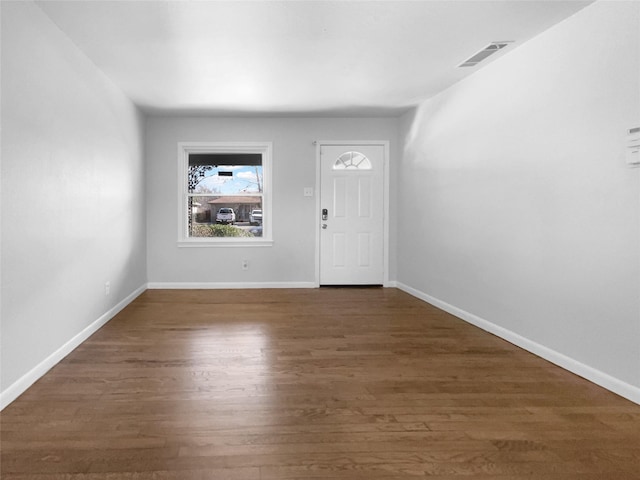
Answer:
xmin=397 ymin=1 xmax=640 ymax=398
xmin=145 ymin=116 xmax=398 ymax=286
xmin=0 ymin=2 xmax=147 ymax=402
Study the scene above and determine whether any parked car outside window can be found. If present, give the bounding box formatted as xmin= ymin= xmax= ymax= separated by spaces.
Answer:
xmin=249 ymin=209 xmax=262 ymax=225
xmin=216 ymin=207 xmax=236 ymax=224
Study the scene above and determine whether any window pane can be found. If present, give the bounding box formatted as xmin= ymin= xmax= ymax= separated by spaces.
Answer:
xmin=189 ymin=164 xmax=263 ymax=194
xmin=189 ymin=195 xmax=263 ymax=238
xmin=333 ymin=151 xmax=372 ymax=170
xmin=188 ymin=153 xmax=263 ymax=195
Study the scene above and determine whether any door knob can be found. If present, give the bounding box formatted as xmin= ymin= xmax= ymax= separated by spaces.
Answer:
xmin=322 ymin=224 xmax=327 ymax=229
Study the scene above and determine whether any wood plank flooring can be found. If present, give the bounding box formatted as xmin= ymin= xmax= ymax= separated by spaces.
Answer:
xmin=2 ymin=288 xmax=639 ymax=479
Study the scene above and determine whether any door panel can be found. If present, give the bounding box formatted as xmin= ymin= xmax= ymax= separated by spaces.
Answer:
xmin=357 ymin=233 xmax=371 ymax=267
xmin=320 ymin=144 xmax=384 ymax=285
xmin=332 ymin=233 xmax=346 ymax=267
xmin=333 ymin=178 xmax=347 ymax=217
xmin=358 ymin=178 xmax=371 ymax=218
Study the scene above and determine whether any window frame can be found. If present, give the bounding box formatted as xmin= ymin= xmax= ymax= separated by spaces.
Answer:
xmin=177 ymin=141 xmax=273 ymax=247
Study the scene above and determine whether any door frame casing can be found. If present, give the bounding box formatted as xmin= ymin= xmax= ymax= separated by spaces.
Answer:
xmin=314 ymin=140 xmax=390 ymax=287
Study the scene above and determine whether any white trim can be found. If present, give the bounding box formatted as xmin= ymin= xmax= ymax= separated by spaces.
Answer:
xmin=177 ymin=240 xmax=274 ymax=248
xmin=177 ymin=141 xmax=273 ymax=246
xmin=0 ymin=284 xmax=147 ymax=410
xmin=314 ymin=144 xmax=322 ymax=287
xmin=147 ymin=282 xmax=316 ymax=290
xmin=314 ymin=140 xmax=391 ymax=287
xmin=382 ymin=142 xmax=390 ymax=287
xmin=395 ymin=282 xmax=640 ymax=406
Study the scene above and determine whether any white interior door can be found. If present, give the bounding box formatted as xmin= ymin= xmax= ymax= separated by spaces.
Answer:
xmin=319 ymin=144 xmax=385 ymax=285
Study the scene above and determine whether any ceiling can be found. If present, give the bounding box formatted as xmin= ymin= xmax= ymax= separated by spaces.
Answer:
xmin=36 ymin=0 xmax=593 ymax=116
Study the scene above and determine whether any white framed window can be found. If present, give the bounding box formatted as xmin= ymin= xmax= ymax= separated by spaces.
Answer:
xmin=177 ymin=142 xmax=273 ymax=247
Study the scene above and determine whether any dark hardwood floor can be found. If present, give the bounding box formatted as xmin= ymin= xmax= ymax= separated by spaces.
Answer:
xmin=2 ymin=288 xmax=639 ymax=479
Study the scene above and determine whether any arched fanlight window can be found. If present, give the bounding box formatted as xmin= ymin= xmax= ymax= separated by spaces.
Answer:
xmin=333 ymin=151 xmax=372 ymax=170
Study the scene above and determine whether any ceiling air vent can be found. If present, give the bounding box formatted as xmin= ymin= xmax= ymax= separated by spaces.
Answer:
xmin=458 ymin=42 xmax=512 ymax=68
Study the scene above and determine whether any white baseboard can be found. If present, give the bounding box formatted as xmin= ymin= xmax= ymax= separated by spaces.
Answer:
xmin=7 ymin=280 xmax=636 ymax=408
xmin=0 ymin=283 xmax=147 ymax=410
xmin=147 ymin=281 xmax=317 ymax=289
xmin=395 ymin=281 xmax=640 ymax=406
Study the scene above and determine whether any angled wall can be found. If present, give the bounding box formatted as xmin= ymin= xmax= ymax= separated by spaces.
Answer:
xmin=397 ymin=1 xmax=640 ymax=401
xmin=1 ymin=1 xmax=147 ymax=406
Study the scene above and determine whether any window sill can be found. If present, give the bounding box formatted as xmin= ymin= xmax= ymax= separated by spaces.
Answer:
xmin=177 ymin=239 xmax=274 ymax=248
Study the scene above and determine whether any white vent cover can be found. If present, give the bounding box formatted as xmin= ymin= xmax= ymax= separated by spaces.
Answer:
xmin=458 ymin=42 xmax=512 ymax=67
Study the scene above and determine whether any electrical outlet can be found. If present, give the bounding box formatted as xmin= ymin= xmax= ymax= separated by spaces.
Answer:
xmin=105 ymin=281 xmax=111 ymax=296
xmin=241 ymin=259 xmax=249 ymax=271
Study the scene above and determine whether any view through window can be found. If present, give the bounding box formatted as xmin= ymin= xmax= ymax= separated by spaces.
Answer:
xmin=179 ymin=143 xmax=271 ymax=244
